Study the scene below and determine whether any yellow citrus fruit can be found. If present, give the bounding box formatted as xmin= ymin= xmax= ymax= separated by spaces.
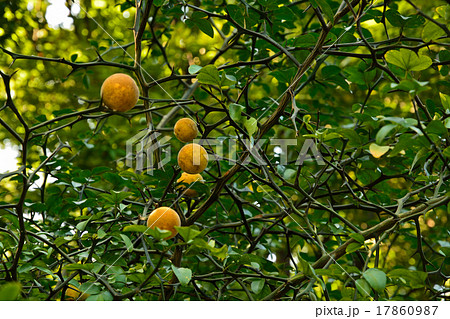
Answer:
xmin=100 ymin=73 xmax=139 ymax=112
xmin=177 ymin=143 xmax=208 ymax=174
xmin=177 ymin=172 xmax=204 ymax=197
xmin=147 ymin=207 xmax=181 ymax=239
xmin=65 ymin=285 xmax=89 ymax=301
xmin=174 ymin=118 xmax=198 ymax=142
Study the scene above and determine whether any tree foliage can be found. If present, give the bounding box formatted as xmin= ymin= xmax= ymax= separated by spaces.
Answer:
xmin=0 ymin=0 xmax=449 ymax=301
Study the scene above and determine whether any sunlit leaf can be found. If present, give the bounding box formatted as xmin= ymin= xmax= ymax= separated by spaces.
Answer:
xmin=440 ymin=92 xmax=450 ymax=110
xmin=422 ymin=20 xmax=447 ymax=42
xmin=385 ymin=49 xmax=432 ymax=72
xmin=188 ymin=65 xmax=202 ymax=74
xmin=369 ymin=143 xmax=390 ymax=158
xmin=0 ymin=282 xmax=22 ymax=301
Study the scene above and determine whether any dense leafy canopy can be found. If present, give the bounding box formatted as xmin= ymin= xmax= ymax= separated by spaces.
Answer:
xmin=0 ymin=0 xmax=449 ymax=301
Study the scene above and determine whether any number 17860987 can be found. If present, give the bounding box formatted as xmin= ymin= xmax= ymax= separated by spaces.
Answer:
xmin=377 ymin=305 xmax=438 ymax=316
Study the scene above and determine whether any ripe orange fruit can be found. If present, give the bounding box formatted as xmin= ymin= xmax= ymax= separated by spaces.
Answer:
xmin=100 ymin=73 xmax=139 ymax=112
xmin=177 ymin=172 xmax=204 ymax=197
xmin=147 ymin=207 xmax=181 ymax=239
xmin=174 ymin=118 xmax=198 ymax=142
xmin=177 ymin=143 xmax=208 ymax=174
xmin=65 ymin=285 xmax=89 ymax=301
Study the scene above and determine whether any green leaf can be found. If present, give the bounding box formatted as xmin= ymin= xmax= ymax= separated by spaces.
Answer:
xmin=86 ymin=291 xmax=113 ymax=301
xmin=440 ymin=92 xmax=450 ymax=110
xmin=322 ymin=65 xmax=341 ymax=78
xmin=346 ymin=242 xmax=362 ymax=253
xmin=176 ymin=226 xmax=202 ymax=242
xmin=35 ymin=266 xmax=54 ymax=277
xmin=283 ymin=168 xmax=297 ymax=181
xmin=345 ymin=61 xmax=376 ymax=86
xmin=426 ymin=120 xmax=447 ymax=136
xmin=436 ymin=5 xmax=450 ymax=20
xmin=226 ymin=4 xmax=259 ymax=28
xmin=440 ymin=246 xmax=450 ymax=257
xmin=76 ymin=219 xmax=89 ymax=232
xmin=257 ymin=0 xmax=278 ymax=9
xmin=422 ymin=20 xmax=447 ymax=42
xmin=153 ymin=0 xmax=165 ymax=7
xmin=80 ymin=283 xmax=101 ymax=295
xmin=388 ymin=269 xmax=428 ymax=289
xmin=0 ymin=282 xmax=21 ymax=301
xmin=70 ymin=54 xmax=78 ymax=62
xmin=292 ymin=34 xmax=318 ymax=48
xmin=229 ymin=103 xmax=245 ymax=122
xmin=110 ymin=190 xmax=133 ymax=203
xmin=376 ymin=124 xmax=397 ymax=144
xmin=390 ymin=79 xmax=430 ymax=94
xmin=82 ymin=74 xmax=90 ymax=89
xmin=256 ymin=184 xmax=274 ymax=193
xmin=251 ymin=279 xmax=265 ymax=294
xmin=385 ymin=9 xmax=406 ymax=27
xmin=338 ymin=128 xmax=362 ymax=147
xmin=192 ymin=238 xmax=228 ymax=259
xmin=209 ymin=243 xmax=228 ymax=259
xmin=381 ymin=116 xmax=418 ymax=128
xmin=120 ymin=234 xmax=133 ymax=252
xmin=93 ymin=166 xmax=111 ymax=175
xmin=64 ymin=263 xmax=95 ymax=271
xmin=310 ymin=0 xmax=334 ymax=23
xmin=196 ymin=19 xmax=214 ymax=38
xmin=363 ymin=268 xmax=387 ymax=293
xmin=123 ymin=225 xmax=171 ymax=240
xmin=385 ymin=49 xmax=432 ymax=72
xmin=171 ymin=265 xmax=192 ymax=286
xmin=54 ymin=237 xmax=71 ymax=247
xmin=355 ymin=279 xmax=371 ymax=297
xmin=385 ymin=10 xmax=424 ymax=28
xmin=269 ymin=67 xmax=297 ymax=84
xmin=349 ymin=233 xmax=365 ymax=244
xmin=410 ymin=148 xmax=428 ymax=173
xmin=443 ymin=147 xmax=450 ymax=158
xmin=245 ymin=117 xmax=258 ymax=137
xmin=188 ymin=65 xmax=202 ymax=74
xmin=123 ymin=225 xmax=150 ymax=233
xmin=187 ymin=16 xmax=214 ymax=38
xmin=18 ymin=264 xmax=34 ymax=273
xmin=220 ymin=71 xmax=236 ymax=87
xmin=99 ymin=190 xmax=133 ymax=205
xmin=197 ymin=65 xmax=221 ymax=86
xmin=296 ymin=255 xmax=317 ymax=278
xmin=250 ymin=262 xmax=260 ymax=270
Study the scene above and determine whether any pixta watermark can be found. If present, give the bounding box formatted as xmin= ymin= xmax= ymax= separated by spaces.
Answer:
xmin=125 ymin=130 xmax=324 ymax=174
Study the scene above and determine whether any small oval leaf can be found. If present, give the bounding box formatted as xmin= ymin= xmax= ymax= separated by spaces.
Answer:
xmin=363 ymin=268 xmax=387 ymax=293
xmin=171 ymin=265 xmax=192 ymax=286
xmin=369 ymin=143 xmax=390 ymax=158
